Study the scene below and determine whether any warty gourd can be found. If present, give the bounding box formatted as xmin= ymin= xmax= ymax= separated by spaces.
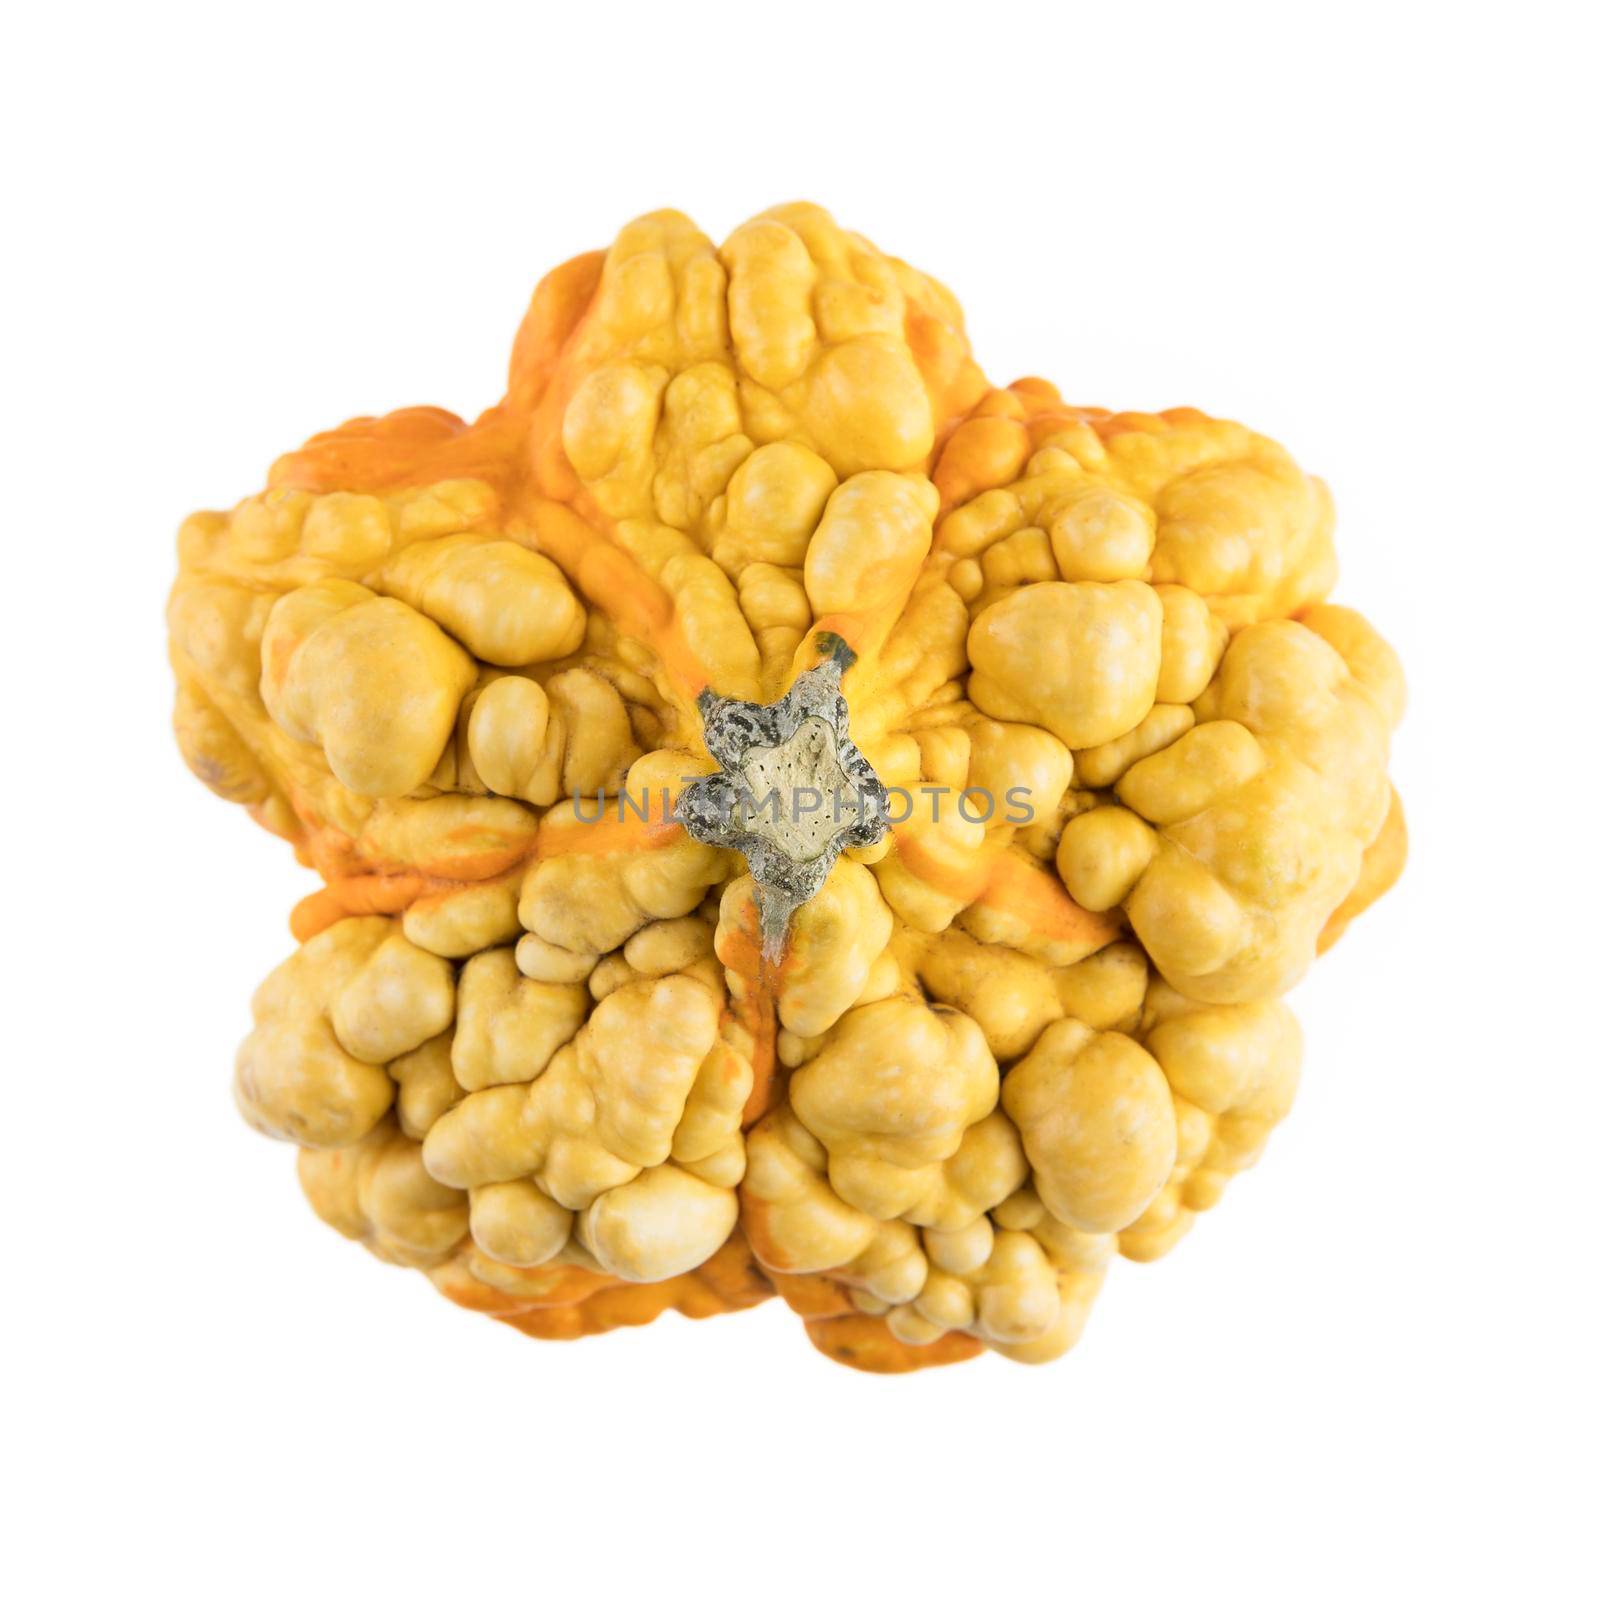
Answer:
xmin=168 ymin=203 xmax=1405 ymax=1371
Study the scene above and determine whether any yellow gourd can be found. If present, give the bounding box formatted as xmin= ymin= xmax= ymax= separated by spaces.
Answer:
xmin=168 ymin=203 xmax=1405 ymax=1371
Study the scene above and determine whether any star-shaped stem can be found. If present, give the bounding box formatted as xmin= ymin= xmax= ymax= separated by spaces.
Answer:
xmin=679 ymin=637 xmax=889 ymax=962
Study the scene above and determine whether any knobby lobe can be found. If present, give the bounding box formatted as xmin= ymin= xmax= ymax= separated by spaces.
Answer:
xmin=169 ymin=202 xmax=1406 ymax=1372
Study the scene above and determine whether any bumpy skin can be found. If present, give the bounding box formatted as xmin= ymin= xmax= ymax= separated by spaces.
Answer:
xmin=168 ymin=204 xmax=1406 ymax=1372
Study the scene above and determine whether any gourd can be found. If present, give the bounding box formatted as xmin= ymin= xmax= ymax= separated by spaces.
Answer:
xmin=168 ymin=204 xmax=1405 ymax=1372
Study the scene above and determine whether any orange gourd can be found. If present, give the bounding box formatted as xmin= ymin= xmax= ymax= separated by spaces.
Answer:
xmin=168 ymin=204 xmax=1404 ymax=1371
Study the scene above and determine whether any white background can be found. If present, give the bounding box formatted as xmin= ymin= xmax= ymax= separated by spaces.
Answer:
xmin=5 ymin=5 xmax=1596 ymax=1596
